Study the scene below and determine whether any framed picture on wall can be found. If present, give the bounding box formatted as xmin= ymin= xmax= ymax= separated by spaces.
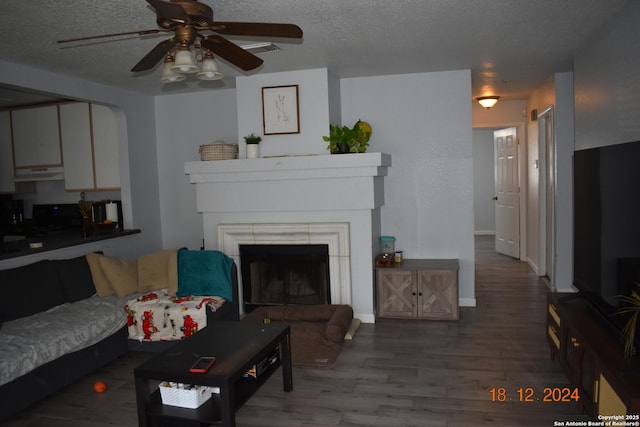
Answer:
xmin=262 ymin=85 xmax=300 ymax=135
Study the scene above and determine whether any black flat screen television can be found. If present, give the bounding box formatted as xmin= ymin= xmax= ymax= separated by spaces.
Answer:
xmin=573 ymin=140 xmax=640 ymax=332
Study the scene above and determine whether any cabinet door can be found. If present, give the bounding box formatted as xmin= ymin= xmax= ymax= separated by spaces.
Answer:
xmin=417 ymin=269 xmax=458 ymax=319
xmin=547 ymin=301 xmax=562 ymax=357
xmin=598 ymin=373 xmax=627 ymax=417
xmin=377 ymin=269 xmax=416 ymax=318
xmin=0 ymin=111 xmax=15 ymax=193
xmin=579 ymin=346 xmax=598 ymax=416
xmin=11 ymin=105 xmax=62 ymax=168
xmin=91 ymin=104 xmax=120 ymax=189
xmin=60 ymin=103 xmax=94 ymax=190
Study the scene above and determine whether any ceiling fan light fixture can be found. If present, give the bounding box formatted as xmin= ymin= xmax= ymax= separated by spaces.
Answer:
xmin=477 ymin=96 xmax=500 ymax=109
xmin=160 ymin=55 xmax=186 ymax=83
xmin=171 ymin=46 xmax=199 ymax=73
xmin=56 ymin=1 xmax=304 ymax=85
xmin=197 ymin=52 xmax=224 ymax=81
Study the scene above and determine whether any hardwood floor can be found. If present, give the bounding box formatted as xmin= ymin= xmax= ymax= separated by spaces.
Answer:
xmin=5 ymin=236 xmax=590 ymax=426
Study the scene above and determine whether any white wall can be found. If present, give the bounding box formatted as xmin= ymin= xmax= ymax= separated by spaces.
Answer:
xmin=236 ymin=68 xmax=331 ymax=158
xmin=472 ymin=128 xmax=495 ymax=234
xmin=340 ymin=70 xmax=476 ymax=305
xmin=472 ymin=100 xmax=527 ymax=127
xmin=154 ymin=89 xmax=238 ymax=250
xmin=553 ymin=73 xmax=575 ymax=292
xmin=574 ymin=2 xmax=640 ymax=149
xmin=526 ymin=77 xmax=554 ymax=275
xmin=525 ymin=73 xmax=575 ymax=291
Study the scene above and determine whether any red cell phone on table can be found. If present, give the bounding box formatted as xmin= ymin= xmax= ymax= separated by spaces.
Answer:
xmin=189 ymin=356 xmax=216 ymax=373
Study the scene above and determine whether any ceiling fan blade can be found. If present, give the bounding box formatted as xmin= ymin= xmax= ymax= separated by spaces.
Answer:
xmin=146 ymin=0 xmax=191 ymax=25
xmin=212 ymin=22 xmax=303 ymax=39
xmin=57 ymin=29 xmax=168 ymax=44
xmin=131 ymin=38 xmax=178 ymax=72
xmin=201 ymin=35 xmax=263 ymax=71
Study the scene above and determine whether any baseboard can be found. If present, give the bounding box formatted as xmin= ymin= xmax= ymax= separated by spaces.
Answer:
xmin=474 ymin=231 xmax=496 ymax=236
xmin=356 ymin=313 xmax=375 ymax=324
xmin=459 ymin=297 xmax=476 ymax=307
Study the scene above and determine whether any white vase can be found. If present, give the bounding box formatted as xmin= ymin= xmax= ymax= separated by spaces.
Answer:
xmin=247 ymin=144 xmax=260 ymax=159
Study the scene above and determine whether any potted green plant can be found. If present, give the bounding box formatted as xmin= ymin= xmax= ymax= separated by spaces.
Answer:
xmin=618 ymin=288 xmax=640 ymax=359
xmin=244 ymin=133 xmax=262 ymax=144
xmin=244 ymin=133 xmax=262 ymax=158
xmin=323 ymin=120 xmax=371 ymax=154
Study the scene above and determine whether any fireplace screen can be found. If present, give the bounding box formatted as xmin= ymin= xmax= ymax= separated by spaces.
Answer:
xmin=239 ymin=244 xmax=330 ymax=310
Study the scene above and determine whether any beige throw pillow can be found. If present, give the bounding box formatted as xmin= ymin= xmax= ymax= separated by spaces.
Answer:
xmin=137 ymin=249 xmax=178 ymax=295
xmin=98 ymin=255 xmax=138 ymax=297
xmin=86 ymin=253 xmax=114 ymax=297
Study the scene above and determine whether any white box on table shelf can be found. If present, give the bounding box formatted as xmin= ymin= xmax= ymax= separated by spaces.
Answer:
xmin=159 ymin=382 xmax=220 ymax=409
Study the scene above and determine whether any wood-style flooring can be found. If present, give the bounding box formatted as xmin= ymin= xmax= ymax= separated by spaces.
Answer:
xmin=5 ymin=236 xmax=590 ymax=426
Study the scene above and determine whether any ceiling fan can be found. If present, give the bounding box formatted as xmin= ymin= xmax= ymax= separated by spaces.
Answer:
xmin=57 ymin=0 xmax=303 ymax=76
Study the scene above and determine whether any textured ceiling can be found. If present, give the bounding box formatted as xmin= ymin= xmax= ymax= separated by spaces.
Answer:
xmin=0 ymin=0 xmax=629 ymax=106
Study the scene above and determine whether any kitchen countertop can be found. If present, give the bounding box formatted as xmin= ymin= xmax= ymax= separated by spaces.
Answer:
xmin=0 ymin=228 xmax=141 ymax=260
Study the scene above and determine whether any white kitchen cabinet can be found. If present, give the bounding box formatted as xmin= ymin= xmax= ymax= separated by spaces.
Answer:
xmin=0 ymin=111 xmax=34 ymax=194
xmin=59 ymin=103 xmax=120 ymax=191
xmin=91 ymin=104 xmax=120 ymax=189
xmin=0 ymin=111 xmax=16 ymax=193
xmin=59 ymin=103 xmax=93 ymax=190
xmin=11 ymin=105 xmax=62 ymax=168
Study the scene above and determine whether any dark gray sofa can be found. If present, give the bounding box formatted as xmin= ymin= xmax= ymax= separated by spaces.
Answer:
xmin=0 ymin=254 xmax=239 ymax=420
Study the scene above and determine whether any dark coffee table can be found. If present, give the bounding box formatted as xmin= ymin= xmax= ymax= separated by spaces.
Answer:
xmin=134 ymin=321 xmax=292 ymax=427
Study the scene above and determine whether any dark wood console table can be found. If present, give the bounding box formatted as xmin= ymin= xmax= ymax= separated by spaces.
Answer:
xmin=547 ymin=292 xmax=640 ymax=418
xmin=134 ymin=321 xmax=292 ymax=427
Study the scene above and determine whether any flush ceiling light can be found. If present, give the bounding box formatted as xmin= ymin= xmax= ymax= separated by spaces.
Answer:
xmin=477 ymin=96 xmax=500 ymax=109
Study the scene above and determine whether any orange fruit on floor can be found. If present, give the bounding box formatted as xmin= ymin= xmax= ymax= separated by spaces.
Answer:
xmin=93 ymin=381 xmax=107 ymax=393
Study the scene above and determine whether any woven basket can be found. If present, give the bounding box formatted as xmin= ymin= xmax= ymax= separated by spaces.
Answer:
xmin=159 ymin=382 xmax=218 ymax=408
xmin=199 ymin=143 xmax=238 ymax=161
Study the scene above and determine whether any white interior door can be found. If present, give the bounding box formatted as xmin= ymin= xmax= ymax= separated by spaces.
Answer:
xmin=494 ymin=127 xmax=520 ymax=258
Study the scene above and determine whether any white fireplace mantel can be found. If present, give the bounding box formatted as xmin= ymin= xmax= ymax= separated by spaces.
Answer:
xmin=185 ymin=152 xmax=391 ymax=323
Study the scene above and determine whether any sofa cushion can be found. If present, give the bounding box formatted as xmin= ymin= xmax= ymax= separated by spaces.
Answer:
xmin=98 ymin=255 xmax=138 ymax=297
xmin=86 ymin=253 xmax=138 ymax=297
xmin=86 ymin=252 xmax=114 ymax=296
xmin=52 ymin=255 xmax=97 ymax=302
xmin=137 ymin=249 xmax=178 ymax=296
xmin=177 ymin=249 xmax=233 ymax=300
xmin=0 ymin=260 xmax=66 ymax=321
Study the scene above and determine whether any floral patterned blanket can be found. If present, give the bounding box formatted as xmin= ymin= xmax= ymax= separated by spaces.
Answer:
xmin=125 ymin=290 xmax=225 ymax=342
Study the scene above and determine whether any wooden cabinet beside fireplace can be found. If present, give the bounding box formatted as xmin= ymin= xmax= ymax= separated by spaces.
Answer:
xmin=376 ymin=259 xmax=459 ymax=320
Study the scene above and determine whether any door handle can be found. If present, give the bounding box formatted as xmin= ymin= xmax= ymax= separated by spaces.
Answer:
xmin=492 ymin=196 xmax=498 ymax=201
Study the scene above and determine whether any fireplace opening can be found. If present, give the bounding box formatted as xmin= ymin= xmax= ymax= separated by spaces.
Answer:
xmin=239 ymin=244 xmax=330 ymax=312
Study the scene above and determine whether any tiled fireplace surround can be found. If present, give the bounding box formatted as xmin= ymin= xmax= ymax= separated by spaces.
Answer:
xmin=185 ymin=153 xmax=391 ymax=323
